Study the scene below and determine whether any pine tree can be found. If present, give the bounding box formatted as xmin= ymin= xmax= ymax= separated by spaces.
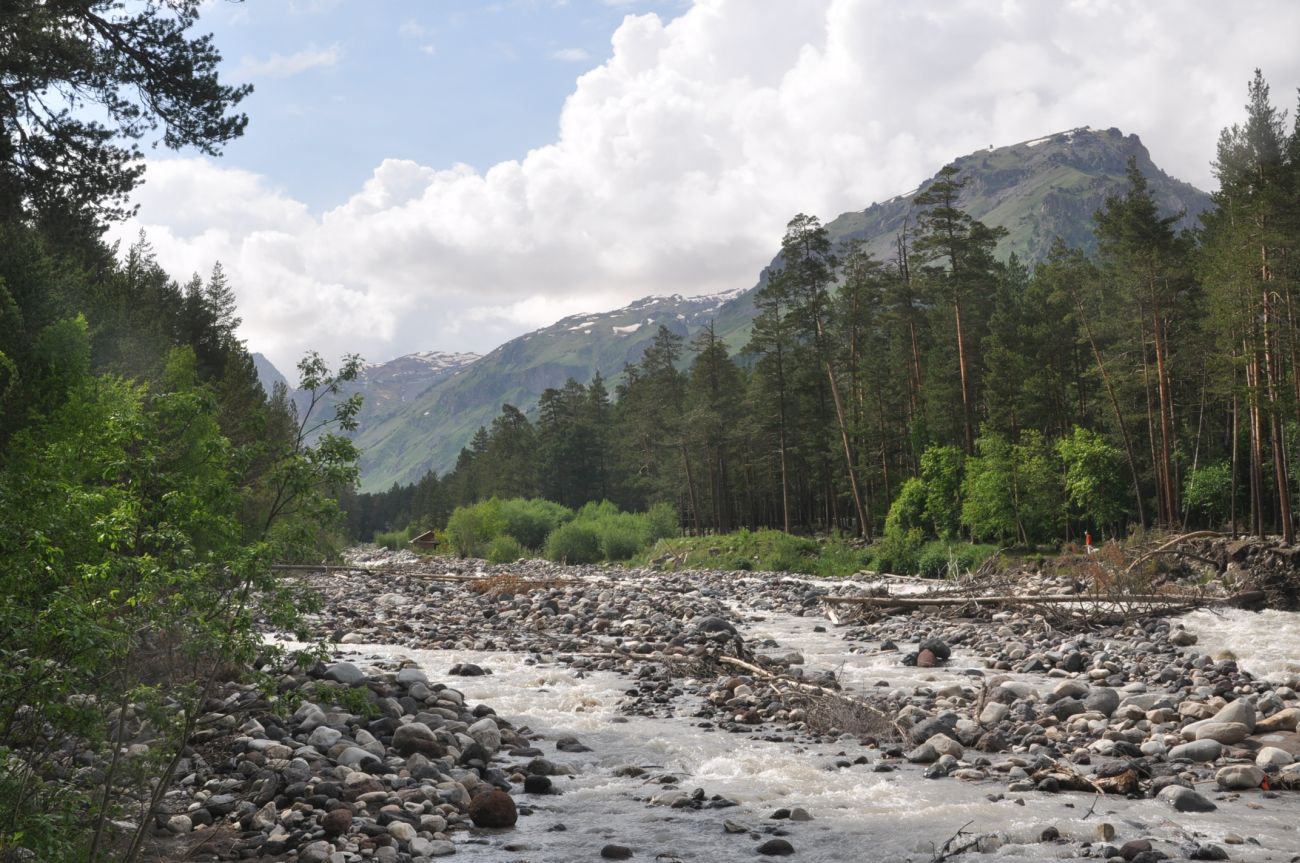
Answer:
xmin=911 ymin=166 xmax=1007 ymax=452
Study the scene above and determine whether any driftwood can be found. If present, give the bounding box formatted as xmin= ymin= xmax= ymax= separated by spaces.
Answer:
xmin=271 ymin=563 xmax=388 ymax=573
xmin=821 ymin=590 xmax=1263 ymax=610
xmin=1123 ymin=530 xmax=1225 ymax=573
xmin=272 ymin=563 xmax=556 ymax=585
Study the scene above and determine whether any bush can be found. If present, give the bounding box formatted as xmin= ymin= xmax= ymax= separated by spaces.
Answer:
xmin=486 ymin=534 xmax=525 ymax=564
xmin=544 ymin=521 xmax=602 ymax=564
xmin=596 ymin=521 xmax=643 ymax=560
xmin=915 ymin=541 xmax=999 ymax=579
xmin=374 ymin=526 xmax=411 ymax=551
xmin=498 ymin=497 xmax=572 ymax=549
xmin=445 ymin=499 xmax=504 ymax=557
xmin=885 ymin=477 xmax=927 ymax=536
xmin=869 ymin=527 xmax=924 ymax=574
xmin=643 ymin=501 xmax=680 ymax=542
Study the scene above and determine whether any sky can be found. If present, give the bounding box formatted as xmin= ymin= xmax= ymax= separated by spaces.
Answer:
xmin=112 ymin=0 xmax=1300 ymax=376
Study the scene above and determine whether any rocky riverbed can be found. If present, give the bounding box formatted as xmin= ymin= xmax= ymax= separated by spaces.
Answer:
xmin=148 ymin=548 xmax=1300 ymax=862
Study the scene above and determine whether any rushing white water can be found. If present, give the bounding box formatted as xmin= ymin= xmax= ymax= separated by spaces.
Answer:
xmin=1178 ymin=608 xmax=1300 ymax=685
xmin=290 ymin=603 xmax=1300 ymax=862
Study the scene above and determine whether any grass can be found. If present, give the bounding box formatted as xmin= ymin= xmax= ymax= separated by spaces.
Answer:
xmin=635 ymin=528 xmax=870 ymax=578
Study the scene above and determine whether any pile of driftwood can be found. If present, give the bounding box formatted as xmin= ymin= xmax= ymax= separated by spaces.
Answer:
xmin=822 ymin=532 xmax=1273 ymax=625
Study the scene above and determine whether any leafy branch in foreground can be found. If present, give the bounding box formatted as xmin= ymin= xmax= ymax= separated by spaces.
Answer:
xmin=0 ymin=340 xmax=362 ymax=861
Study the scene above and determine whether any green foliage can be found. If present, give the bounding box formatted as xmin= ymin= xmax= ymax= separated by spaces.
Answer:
xmin=0 ymin=346 xmax=357 ymax=859
xmin=486 ymin=534 xmax=526 ymax=564
xmin=544 ymin=521 xmax=602 ymax=565
xmin=1057 ymin=426 xmax=1128 ymax=529
xmin=374 ymin=526 xmax=413 ymax=551
xmin=441 ymin=496 xmax=672 ymax=564
xmin=644 ymin=502 xmax=681 ymax=544
xmin=445 ymin=499 xmax=505 ymax=558
xmin=498 ymin=497 xmax=573 ymax=549
xmin=963 ymin=433 xmax=1017 ymax=541
xmin=885 ymin=478 xmax=928 ymax=537
xmin=915 ymin=541 xmax=999 ymax=579
xmin=962 ymin=430 xmax=1062 ymax=544
xmin=0 ymin=0 xmax=251 ymax=227
xmin=868 ymin=527 xmax=925 ymax=575
xmin=920 ymin=445 xmax=965 ymax=538
xmin=1184 ymin=462 xmax=1234 ymax=527
xmin=642 ymin=529 xmax=867 ymax=577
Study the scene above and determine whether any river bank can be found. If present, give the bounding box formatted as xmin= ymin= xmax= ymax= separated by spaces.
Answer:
xmin=155 ymin=548 xmax=1300 ymax=862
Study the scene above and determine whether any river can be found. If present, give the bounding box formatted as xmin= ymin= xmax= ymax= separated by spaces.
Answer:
xmin=288 ymin=574 xmax=1300 ymax=862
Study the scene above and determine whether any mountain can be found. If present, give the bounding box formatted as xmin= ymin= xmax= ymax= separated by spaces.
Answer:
xmin=257 ymin=350 xmax=481 ymax=445
xmin=352 ymin=290 xmax=745 ymax=489
xmin=252 ymin=352 xmax=289 ymax=396
xmin=350 ymin=126 xmax=1213 ymax=491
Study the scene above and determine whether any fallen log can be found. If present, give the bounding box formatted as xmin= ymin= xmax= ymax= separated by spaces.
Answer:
xmin=821 ymin=590 xmax=1264 ymax=609
xmin=272 ymin=563 xmax=386 ymax=573
xmin=271 ymin=563 xmax=492 ymax=583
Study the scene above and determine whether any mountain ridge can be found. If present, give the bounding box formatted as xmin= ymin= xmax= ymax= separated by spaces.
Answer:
xmin=267 ymin=127 xmax=1214 ymax=491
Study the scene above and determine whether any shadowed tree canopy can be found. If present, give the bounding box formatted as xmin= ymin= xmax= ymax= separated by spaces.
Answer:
xmin=0 ymin=0 xmax=251 ymax=230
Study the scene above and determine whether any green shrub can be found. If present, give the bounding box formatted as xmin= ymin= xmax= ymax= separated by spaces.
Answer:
xmin=811 ymin=536 xmax=871 ymax=578
xmin=885 ymin=477 xmax=927 ymax=536
xmin=498 ymin=497 xmax=572 ymax=549
xmin=545 ymin=521 xmax=602 ymax=564
xmin=643 ymin=501 xmax=680 ymax=542
xmin=445 ymin=498 xmax=505 ymax=557
xmin=869 ymin=527 xmax=924 ymax=574
xmin=597 ymin=523 xmax=642 ymax=560
xmin=374 ymin=526 xmax=411 ymax=551
xmin=486 ymin=534 xmax=526 ymax=564
xmin=915 ymin=541 xmax=999 ymax=579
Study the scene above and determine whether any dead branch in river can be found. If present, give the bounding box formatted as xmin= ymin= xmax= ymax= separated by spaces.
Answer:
xmin=820 ymin=590 xmax=1263 ymax=612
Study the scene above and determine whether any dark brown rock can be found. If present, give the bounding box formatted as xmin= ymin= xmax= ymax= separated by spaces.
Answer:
xmin=321 ymin=807 xmax=353 ymax=836
xmin=468 ymin=788 xmax=518 ymax=828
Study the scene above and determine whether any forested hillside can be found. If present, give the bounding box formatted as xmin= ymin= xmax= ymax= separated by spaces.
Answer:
xmin=347 ymin=127 xmax=1211 ymax=490
xmin=353 ymin=73 xmax=1300 ymax=558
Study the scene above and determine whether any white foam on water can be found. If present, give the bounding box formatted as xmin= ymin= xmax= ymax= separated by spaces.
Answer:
xmin=270 ymin=603 xmax=1300 ymax=861
xmin=1177 ymin=608 xmax=1300 ymax=682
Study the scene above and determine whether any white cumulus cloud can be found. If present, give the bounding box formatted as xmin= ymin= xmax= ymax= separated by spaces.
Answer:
xmin=117 ymin=0 xmax=1300 ymax=376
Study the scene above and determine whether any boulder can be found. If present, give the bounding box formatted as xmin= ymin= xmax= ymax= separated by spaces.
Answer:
xmin=467 ymin=717 xmax=501 ymax=753
xmin=1255 ymin=746 xmax=1294 ymax=768
xmin=321 ymin=808 xmax=352 ymax=836
xmin=757 ymin=838 xmax=795 ymax=856
xmin=1168 ymin=739 xmax=1222 ymax=763
xmin=1157 ymin=785 xmax=1217 ymax=812
xmin=1256 ymin=707 xmax=1300 ymax=733
xmin=1215 ymin=764 xmax=1265 ymax=790
xmin=924 ymin=733 xmax=964 ymax=760
xmin=323 ymin=662 xmax=366 ymax=686
xmin=468 ymin=788 xmax=518 ymax=828
xmin=1085 ymin=688 xmax=1121 ymax=717
xmin=1192 ymin=721 xmax=1251 ymax=744
xmin=392 ymin=722 xmax=443 ymax=757
xmin=1212 ymin=699 xmax=1256 ymax=732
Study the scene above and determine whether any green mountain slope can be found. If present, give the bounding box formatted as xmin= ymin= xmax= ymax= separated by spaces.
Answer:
xmin=355 ymin=126 xmax=1212 ymax=491
xmin=353 ymin=291 xmax=744 ymax=489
